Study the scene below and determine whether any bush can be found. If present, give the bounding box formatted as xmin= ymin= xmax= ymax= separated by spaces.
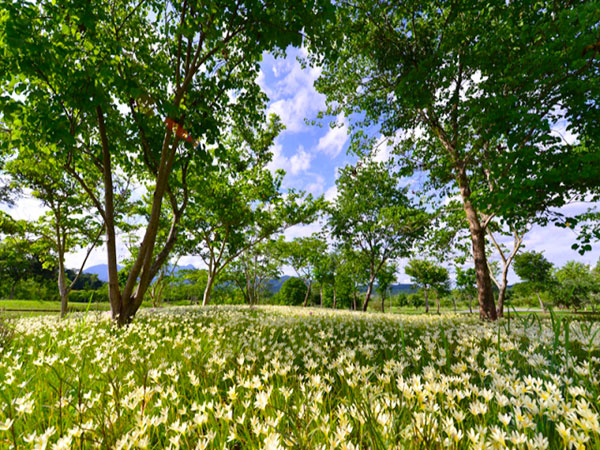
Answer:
xmin=69 ymin=289 xmax=109 ymax=303
xmin=279 ymin=277 xmax=308 ymax=306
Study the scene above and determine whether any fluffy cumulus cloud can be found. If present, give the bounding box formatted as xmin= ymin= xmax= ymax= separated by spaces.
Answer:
xmin=316 ymin=114 xmax=349 ymax=158
xmin=264 ymin=51 xmax=325 ymax=133
xmin=267 ymin=142 xmax=313 ymax=176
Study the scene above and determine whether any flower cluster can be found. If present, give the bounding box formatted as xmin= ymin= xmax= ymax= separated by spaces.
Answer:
xmin=0 ymin=306 xmax=598 ymax=449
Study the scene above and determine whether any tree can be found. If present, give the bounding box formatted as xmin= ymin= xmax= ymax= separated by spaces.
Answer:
xmin=329 ymin=160 xmax=427 ymax=311
xmin=486 ymin=222 xmax=526 ymax=317
xmin=311 ymin=238 xmax=336 ymax=307
xmin=227 ymin=241 xmax=281 ymax=306
xmin=376 ymin=263 xmax=396 ymax=313
xmin=405 ymin=260 xmax=449 ymax=314
xmin=455 ymin=267 xmax=477 ymax=314
xmin=0 ymin=0 xmax=333 ymax=325
xmin=278 ymin=277 xmax=308 ymax=306
xmin=313 ymin=0 xmax=600 ymax=320
xmin=4 ymin=145 xmax=109 ymax=317
xmin=513 ymin=251 xmax=554 ymax=312
xmin=334 ymin=249 xmax=366 ymax=311
xmin=0 ymin=236 xmax=55 ymax=299
xmin=276 ymin=236 xmax=328 ymax=307
xmin=179 ymin=116 xmax=321 ymax=306
xmin=553 ymin=261 xmax=598 ymax=311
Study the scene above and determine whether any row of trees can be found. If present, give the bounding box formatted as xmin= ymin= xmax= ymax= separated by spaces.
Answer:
xmin=1 ymin=0 xmax=599 ymax=323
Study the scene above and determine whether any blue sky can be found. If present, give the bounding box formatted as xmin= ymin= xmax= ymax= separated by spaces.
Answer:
xmin=3 ymin=47 xmax=599 ymax=283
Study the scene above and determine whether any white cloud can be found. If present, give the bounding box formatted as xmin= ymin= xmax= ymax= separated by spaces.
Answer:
xmin=289 ymin=146 xmax=312 ymax=175
xmin=283 ymin=220 xmax=324 ymax=241
xmin=1 ymin=192 xmax=47 ymax=221
xmin=305 ymin=175 xmax=325 ymax=196
xmin=324 ymin=185 xmax=338 ymax=202
xmin=316 ymin=114 xmax=348 ymax=158
xmin=267 ymin=142 xmax=312 ymax=176
xmin=265 ymin=52 xmax=325 ymax=133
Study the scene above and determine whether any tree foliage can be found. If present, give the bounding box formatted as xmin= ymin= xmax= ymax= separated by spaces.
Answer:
xmin=312 ymin=0 xmax=600 ymax=320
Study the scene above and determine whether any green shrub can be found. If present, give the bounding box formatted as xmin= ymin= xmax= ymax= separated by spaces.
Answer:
xmin=279 ymin=277 xmax=308 ymax=306
xmin=69 ymin=290 xmax=109 ymax=303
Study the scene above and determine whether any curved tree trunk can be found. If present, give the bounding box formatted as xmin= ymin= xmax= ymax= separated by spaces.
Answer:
xmin=202 ymin=271 xmax=216 ymax=306
xmin=302 ymin=281 xmax=312 ymax=307
xmin=457 ymin=167 xmax=497 ymax=321
xmin=362 ymin=274 xmax=376 ymax=312
xmin=536 ymin=291 xmax=546 ymax=312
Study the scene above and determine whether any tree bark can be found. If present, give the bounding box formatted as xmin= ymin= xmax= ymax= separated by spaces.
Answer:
xmin=536 ymin=291 xmax=546 ymax=312
xmin=457 ymin=168 xmax=497 ymax=321
xmin=424 ymin=288 xmax=429 ymax=313
xmin=320 ymin=285 xmax=324 ymax=307
xmin=362 ymin=274 xmax=376 ymax=312
xmin=302 ymin=281 xmax=312 ymax=307
xmin=58 ymin=258 xmax=68 ymax=318
xmin=352 ymin=292 xmax=357 ymax=311
xmin=202 ymin=271 xmax=216 ymax=306
xmin=96 ymin=106 xmax=123 ymax=322
xmin=381 ymin=293 xmax=385 ymax=313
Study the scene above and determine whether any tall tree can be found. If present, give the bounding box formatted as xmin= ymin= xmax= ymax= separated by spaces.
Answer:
xmin=513 ymin=250 xmax=554 ymax=312
xmin=179 ymin=116 xmax=322 ymax=306
xmin=0 ymin=0 xmax=333 ymax=325
xmin=5 ymin=146 xmax=109 ymax=317
xmin=329 ymin=160 xmax=427 ymax=311
xmin=455 ymin=267 xmax=477 ymax=314
xmin=405 ymin=259 xmax=450 ymax=314
xmin=486 ymin=222 xmax=526 ymax=317
xmin=276 ymin=236 xmax=327 ymax=307
xmin=227 ymin=241 xmax=281 ymax=306
xmin=313 ymin=0 xmax=600 ymax=320
xmin=376 ymin=262 xmax=396 ymax=313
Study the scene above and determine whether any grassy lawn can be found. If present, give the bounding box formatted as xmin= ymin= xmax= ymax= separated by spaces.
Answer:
xmin=0 ymin=305 xmax=598 ymax=449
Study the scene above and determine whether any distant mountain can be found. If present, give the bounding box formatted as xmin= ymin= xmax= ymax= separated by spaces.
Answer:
xmin=84 ymin=264 xmax=122 ymax=283
xmin=266 ymin=275 xmax=292 ymax=293
xmin=83 ymin=263 xmax=196 ymax=283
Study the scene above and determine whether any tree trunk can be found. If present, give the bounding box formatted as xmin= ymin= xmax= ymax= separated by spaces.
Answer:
xmin=58 ymin=257 xmax=69 ymax=318
xmin=302 ymin=281 xmax=312 ymax=307
xmin=332 ymin=286 xmax=337 ymax=309
xmin=320 ymin=285 xmax=324 ymax=307
xmin=451 ymin=296 xmax=457 ymax=313
xmin=381 ymin=293 xmax=385 ymax=313
xmin=536 ymin=291 xmax=546 ymax=312
xmin=352 ymin=292 xmax=357 ymax=311
xmin=424 ymin=288 xmax=429 ymax=313
xmin=458 ymin=169 xmax=497 ymax=321
xmin=362 ymin=274 xmax=376 ymax=312
xmin=97 ymin=106 xmax=124 ymax=323
xmin=202 ymin=271 xmax=216 ymax=306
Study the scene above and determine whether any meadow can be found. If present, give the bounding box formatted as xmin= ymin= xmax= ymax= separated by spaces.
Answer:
xmin=0 ymin=306 xmax=599 ymax=449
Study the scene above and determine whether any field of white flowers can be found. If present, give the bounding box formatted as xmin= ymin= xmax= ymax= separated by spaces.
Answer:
xmin=0 ymin=306 xmax=599 ymax=450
